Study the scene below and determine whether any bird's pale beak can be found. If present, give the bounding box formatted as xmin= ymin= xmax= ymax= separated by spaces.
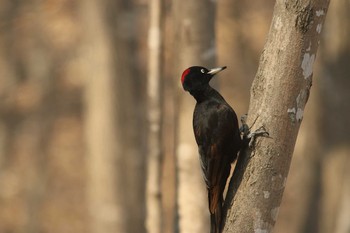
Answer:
xmin=207 ymin=66 xmax=227 ymax=75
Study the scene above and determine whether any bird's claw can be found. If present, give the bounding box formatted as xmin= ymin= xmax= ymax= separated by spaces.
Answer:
xmin=247 ymin=126 xmax=269 ymax=148
xmin=239 ymin=114 xmax=269 ymax=148
xmin=239 ymin=114 xmax=249 ymax=137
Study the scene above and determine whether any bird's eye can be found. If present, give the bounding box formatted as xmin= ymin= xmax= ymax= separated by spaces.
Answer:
xmin=201 ymin=69 xmax=205 ymax=73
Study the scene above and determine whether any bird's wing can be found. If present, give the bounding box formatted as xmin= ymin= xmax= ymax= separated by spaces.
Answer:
xmin=194 ymin=103 xmax=240 ymax=212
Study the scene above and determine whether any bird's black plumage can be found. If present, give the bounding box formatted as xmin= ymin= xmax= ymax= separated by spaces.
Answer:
xmin=181 ymin=66 xmax=242 ymax=233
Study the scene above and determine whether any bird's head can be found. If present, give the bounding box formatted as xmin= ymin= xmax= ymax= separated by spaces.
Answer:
xmin=181 ymin=66 xmax=227 ymax=92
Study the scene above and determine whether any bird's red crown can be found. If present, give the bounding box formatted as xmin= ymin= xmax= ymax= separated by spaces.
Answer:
xmin=181 ymin=68 xmax=190 ymax=85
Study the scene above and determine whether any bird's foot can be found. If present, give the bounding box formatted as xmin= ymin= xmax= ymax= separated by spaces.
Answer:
xmin=239 ymin=114 xmax=249 ymax=137
xmin=240 ymin=114 xmax=269 ymax=148
xmin=247 ymin=126 xmax=269 ymax=148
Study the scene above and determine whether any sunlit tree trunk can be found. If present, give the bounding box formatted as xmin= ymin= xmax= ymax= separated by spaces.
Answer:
xmin=81 ymin=1 xmax=125 ymax=233
xmin=161 ymin=2 xmax=178 ymax=232
xmin=276 ymin=1 xmax=350 ymax=232
xmin=146 ymin=0 xmax=164 ymax=232
xmin=273 ymin=84 xmax=323 ymax=233
xmin=83 ymin=1 xmax=147 ymax=233
xmin=223 ymin=0 xmax=330 ymax=232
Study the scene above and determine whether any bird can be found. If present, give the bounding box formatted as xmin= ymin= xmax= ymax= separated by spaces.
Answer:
xmin=181 ymin=66 xmax=242 ymax=233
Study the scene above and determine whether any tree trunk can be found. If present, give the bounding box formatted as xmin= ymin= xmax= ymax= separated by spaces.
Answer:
xmin=81 ymin=1 xmax=125 ymax=233
xmin=223 ymin=0 xmax=330 ymax=232
xmin=109 ymin=1 xmax=147 ymax=232
xmin=83 ymin=1 xmax=147 ymax=233
xmin=273 ymin=82 xmax=323 ymax=233
xmin=274 ymin=0 xmax=350 ymax=232
xmin=173 ymin=0 xmax=216 ymax=232
xmin=146 ymin=0 xmax=164 ymax=232
xmin=0 ymin=1 xmax=87 ymax=233
xmin=161 ymin=3 xmax=178 ymax=232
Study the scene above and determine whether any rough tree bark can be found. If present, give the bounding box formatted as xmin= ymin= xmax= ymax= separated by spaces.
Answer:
xmin=223 ymin=0 xmax=330 ymax=232
xmin=275 ymin=1 xmax=350 ymax=232
xmin=146 ymin=0 xmax=164 ymax=232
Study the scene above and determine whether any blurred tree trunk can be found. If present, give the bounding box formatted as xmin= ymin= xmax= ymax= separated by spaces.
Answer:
xmin=114 ymin=1 xmax=147 ymax=232
xmin=216 ymin=0 xmax=251 ymax=117
xmin=173 ymin=0 xmax=217 ymax=232
xmin=146 ymin=0 xmax=164 ymax=232
xmin=81 ymin=1 xmax=125 ymax=233
xmin=161 ymin=2 xmax=177 ymax=232
xmin=223 ymin=0 xmax=330 ymax=232
xmin=108 ymin=1 xmax=147 ymax=232
xmin=83 ymin=1 xmax=146 ymax=233
xmin=217 ymin=0 xmax=274 ymax=117
xmin=0 ymin=1 xmax=87 ymax=233
xmin=318 ymin=0 xmax=350 ymax=232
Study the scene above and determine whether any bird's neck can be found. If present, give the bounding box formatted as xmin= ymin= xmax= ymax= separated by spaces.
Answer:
xmin=190 ymin=85 xmax=223 ymax=103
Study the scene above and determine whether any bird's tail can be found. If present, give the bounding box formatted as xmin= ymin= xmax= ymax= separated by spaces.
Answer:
xmin=210 ymin=210 xmax=222 ymax=233
xmin=209 ymin=191 xmax=223 ymax=233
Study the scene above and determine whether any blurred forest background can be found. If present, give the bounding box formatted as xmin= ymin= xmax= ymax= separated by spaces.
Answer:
xmin=0 ymin=0 xmax=349 ymax=233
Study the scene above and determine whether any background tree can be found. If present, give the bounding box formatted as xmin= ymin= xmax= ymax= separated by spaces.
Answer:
xmin=81 ymin=0 xmax=125 ymax=232
xmin=0 ymin=1 xmax=87 ymax=232
xmin=217 ymin=0 xmax=274 ymax=117
xmin=145 ymin=0 xmax=164 ymax=232
xmin=317 ymin=1 xmax=350 ymax=232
